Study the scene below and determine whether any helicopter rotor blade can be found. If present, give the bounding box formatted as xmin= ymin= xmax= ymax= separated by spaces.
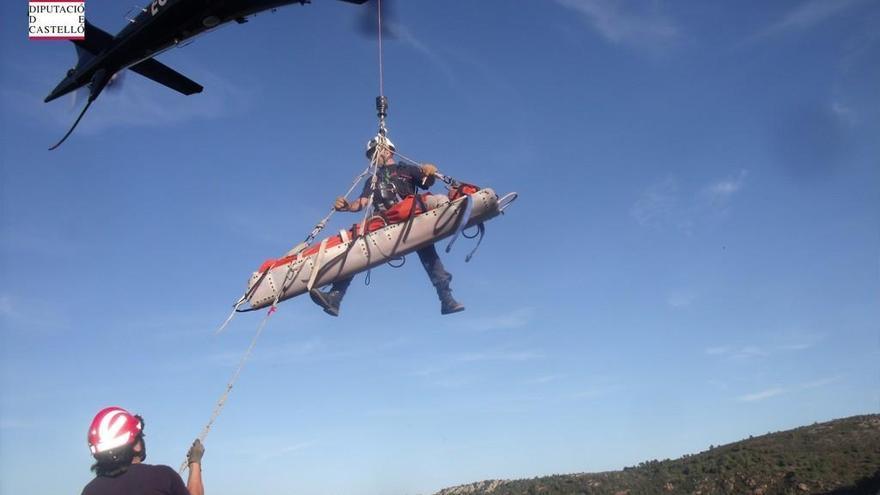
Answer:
xmin=105 ymin=70 xmax=126 ymax=93
xmin=69 ymin=86 xmax=88 ymax=111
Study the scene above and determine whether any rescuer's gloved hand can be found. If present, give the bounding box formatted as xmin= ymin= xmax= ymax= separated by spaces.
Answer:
xmin=420 ymin=164 xmax=437 ymax=187
xmin=187 ymin=439 xmax=204 ymax=466
xmin=334 ymin=197 xmax=349 ymax=211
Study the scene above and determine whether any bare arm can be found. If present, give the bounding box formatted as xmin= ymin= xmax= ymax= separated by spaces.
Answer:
xmin=187 ymin=463 xmax=204 ymax=495
xmin=336 ymin=196 xmax=369 ymax=213
xmin=347 ymin=197 xmax=369 ymax=212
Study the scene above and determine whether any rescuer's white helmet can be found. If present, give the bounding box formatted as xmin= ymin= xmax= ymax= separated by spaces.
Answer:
xmin=366 ymin=135 xmax=395 ymax=159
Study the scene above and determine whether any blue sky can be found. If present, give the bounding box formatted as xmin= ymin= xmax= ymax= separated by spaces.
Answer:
xmin=1 ymin=1 xmax=878 ymax=494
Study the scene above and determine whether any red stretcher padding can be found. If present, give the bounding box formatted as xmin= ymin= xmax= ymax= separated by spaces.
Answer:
xmin=257 ymin=185 xmax=480 ymax=273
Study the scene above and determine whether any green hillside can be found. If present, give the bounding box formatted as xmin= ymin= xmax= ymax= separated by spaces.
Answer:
xmin=436 ymin=415 xmax=880 ymax=495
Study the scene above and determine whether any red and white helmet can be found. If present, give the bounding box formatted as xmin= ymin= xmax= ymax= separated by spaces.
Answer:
xmin=87 ymin=406 xmax=143 ymax=456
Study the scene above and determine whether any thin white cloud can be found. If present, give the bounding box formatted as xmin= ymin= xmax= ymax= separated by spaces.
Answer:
xmin=568 ymin=381 xmax=621 ymax=400
xmin=0 ymin=227 xmax=87 ymax=258
xmin=364 ymin=407 xmax=413 ymax=418
xmin=754 ymin=0 xmax=867 ymax=39
xmin=0 ymin=296 xmax=12 ymax=318
xmin=779 ymin=343 xmax=812 ymax=351
xmin=0 ymin=294 xmax=70 ymax=334
xmin=701 ymin=169 xmax=748 ymax=206
xmin=831 ymin=100 xmax=857 ymax=126
xmin=161 ymin=336 xmax=325 ymax=373
xmin=737 ymin=387 xmax=784 ymax=402
xmin=735 ymin=346 xmax=769 ymax=358
xmin=76 ymin=69 xmax=254 ymax=133
xmin=705 ymin=346 xmax=730 ymax=356
xmin=232 ymin=439 xmax=316 ymax=463
xmin=464 ymin=307 xmax=535 ymax=332
xmin=5 ymin=66 xmax=255 ymax=138
xmin=633 ymin=171 xmax=747 ymax=232
xmin=313 ymin=336 xmax=409 ymax=361
xmin=667 ymin=290 xmax=696 ymax=308
xmin=704 ymin=345 xmax=768 ymax=359
xmin=190 ymin=335 xmax=409 ymax=371
xmin=735 ymin=375 xmax=839 ymax=402
xmin=799 ymin=376 xmax=840 ymax=389
xmin=411 ymin=366 xmax=475 ymax=389
xmin=524 ymin=374 xmax=565 ymax=385
xmin=250 ymin=338 xmax=325 ymax=364
xmin=707 ymin=379 xmax=729 ymax=391
xmin=631 ymin=177 xmax=680 ymax=227
xmin=253 ymin=441 xmax=315 ymax=462
xmin=410 ymin=365 xmax=446 ymax=378
xmin=431 ymin=376 xmax=475 ymax=389
xmin=708 ymin=332 xmax=822 ymax=361
xmin=457 ymin=350 xmax=544 ymax=363
xmin=555 ymin=0 xmax=679 ymax=52
xmin=0 ymin=418 xmax=35 ymax=430
xmin=570 ymin=389 xmax=606 ymax=400
xmin=378 ymin=16 xmax=535 ymax=168
xmin=776 ymin=332 xmax=824 ymax=352
xmin=390 ymin=24 xmax=458 ymax=87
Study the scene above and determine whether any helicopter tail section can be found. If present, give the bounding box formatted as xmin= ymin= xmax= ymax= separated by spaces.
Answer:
xmin=73 ymin=19 xmax=115 ymax=57
xmin=44 ymin=20 xmax=115 ymax=103
xmin=128 ymin=58 xmax=204 ymax=96
xmin=74 ymin=16 xmax=202 ymax=96
xmin=73 ymin=44 xmax=95 ymax=71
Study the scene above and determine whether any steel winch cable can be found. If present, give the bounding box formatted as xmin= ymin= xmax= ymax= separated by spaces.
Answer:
xmin=377 ymin=0 xmax=385 ymax=95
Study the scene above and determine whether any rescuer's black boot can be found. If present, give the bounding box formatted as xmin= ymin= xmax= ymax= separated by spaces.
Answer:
xmin=309 ymin=289 xmax=344 ymax=316
xmin=439 ymin=289 xmax=465 ymax=315
xmin=309 ymin=279 xmax=350 ymax=317
xmin=416 ymin=245 xmax=463 ymax=314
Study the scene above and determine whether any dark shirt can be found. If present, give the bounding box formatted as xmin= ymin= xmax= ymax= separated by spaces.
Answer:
xmin=82 ymin=463 xmax=189 ymax=495
xmin=361 ymin=162 xmax=425 ymax=211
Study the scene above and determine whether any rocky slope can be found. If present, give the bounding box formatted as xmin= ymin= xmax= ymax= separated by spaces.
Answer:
xmin=435 ymin=415 xmax=880 ymax=495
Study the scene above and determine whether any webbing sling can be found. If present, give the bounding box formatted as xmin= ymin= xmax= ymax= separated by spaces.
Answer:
xmin=444 ymin=194 xmax=474 ymax=254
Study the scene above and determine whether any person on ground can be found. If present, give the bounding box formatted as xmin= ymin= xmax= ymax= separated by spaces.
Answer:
xmin=81 ymin=406 xmax=205 ymax=495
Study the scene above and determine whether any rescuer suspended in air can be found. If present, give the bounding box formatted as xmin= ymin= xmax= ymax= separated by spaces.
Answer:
xmin=309 ymin=135 xmax=465 ymax=316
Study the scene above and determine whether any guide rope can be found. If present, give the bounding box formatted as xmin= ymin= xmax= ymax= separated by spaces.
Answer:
xmin=179 ymin=307 xmax=274 ymax=473
xmin=187 ymin=163 xmax=382 ymax=472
